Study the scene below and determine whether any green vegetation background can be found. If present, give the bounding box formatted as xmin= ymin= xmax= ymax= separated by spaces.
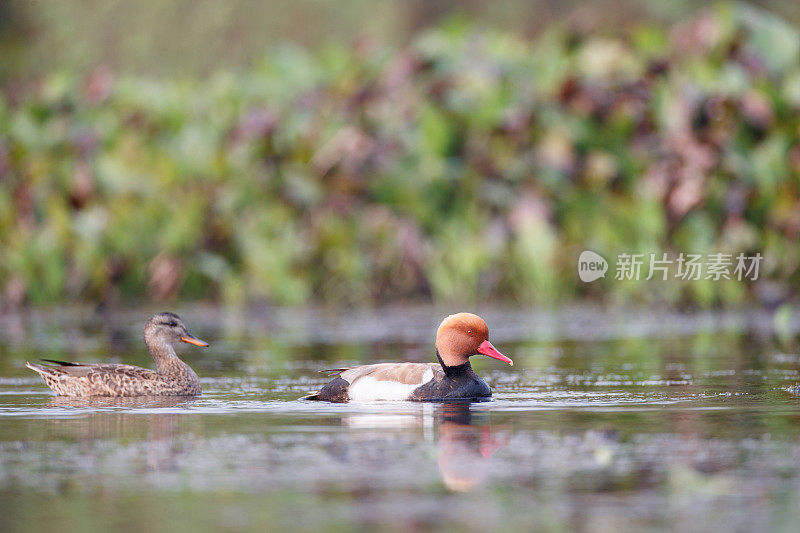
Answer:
xmin=1 ymin=3 xmax=799 ymax=307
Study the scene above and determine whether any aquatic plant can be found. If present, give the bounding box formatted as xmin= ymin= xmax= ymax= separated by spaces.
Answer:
xmin=1 ymin=4 xmax=798 ymax=307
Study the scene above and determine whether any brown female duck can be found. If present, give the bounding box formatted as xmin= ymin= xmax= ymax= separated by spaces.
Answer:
xmin=26 ymin=312 xmax=208 ymax=397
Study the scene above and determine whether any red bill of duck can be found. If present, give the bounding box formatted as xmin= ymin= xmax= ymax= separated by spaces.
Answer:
xmin=303 ymin=313 xmax=513 ymax=402
xmin=26 ymin=312 xmax=208 ymax=397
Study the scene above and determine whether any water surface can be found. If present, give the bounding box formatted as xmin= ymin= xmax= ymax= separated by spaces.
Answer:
xmin=1 ymin=305 xmax=800 ymax=532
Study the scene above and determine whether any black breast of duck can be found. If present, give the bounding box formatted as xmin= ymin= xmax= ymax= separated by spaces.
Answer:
xmin=26 ymin=312 xmax=208 ymax=397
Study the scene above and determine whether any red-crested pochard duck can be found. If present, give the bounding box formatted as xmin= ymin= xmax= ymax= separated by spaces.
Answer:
xmin=26 ymin=312 xmax=208 ymax=397
xmin=303 ymin=313 xmax=513 ymax=402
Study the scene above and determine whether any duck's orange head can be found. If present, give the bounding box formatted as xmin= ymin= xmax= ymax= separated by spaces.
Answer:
xmin=435 ymin=313 xmax=513 ymax=368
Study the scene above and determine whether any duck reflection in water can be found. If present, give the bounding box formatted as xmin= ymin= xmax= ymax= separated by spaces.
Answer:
xmin=44 ymin=396 xmax=200 ymax=471
xmin=436 ymin=402 xmax=507 ymax=492
xmin=342 ymin=401 xmax=508 ymax=493
xmin=45 ymin=395 xmax=198 ymax=411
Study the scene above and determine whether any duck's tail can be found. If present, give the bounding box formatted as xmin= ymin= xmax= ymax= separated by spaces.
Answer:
xmin=26 ymin=361 xmax=66 ymax=381
xmin=300 ymin=392 xmax=322 ymax=401
xmin=319 ymin=368 xmax=350 ymax=376
xmin=25 ymin=361 xmax=46 ymax=374
xmin=26 ymin=359 xmax=82 ymax=374
xmin=299 ymin=368 xmax=351 ymax=400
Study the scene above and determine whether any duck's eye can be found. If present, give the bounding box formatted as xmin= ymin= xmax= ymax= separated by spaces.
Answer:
xmin=168 ymin=321 xmax=178 ymax=328
xmin=467 ymin=329 xmax=474 ymax=336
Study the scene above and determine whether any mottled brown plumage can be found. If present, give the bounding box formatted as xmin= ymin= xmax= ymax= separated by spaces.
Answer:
xmin=26 ymin=312 xmax=208 ymax=397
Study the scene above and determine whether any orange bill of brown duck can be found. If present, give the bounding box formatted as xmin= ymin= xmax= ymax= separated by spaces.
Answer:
xmin=26 ymin=312 xmax=208 ymax=397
